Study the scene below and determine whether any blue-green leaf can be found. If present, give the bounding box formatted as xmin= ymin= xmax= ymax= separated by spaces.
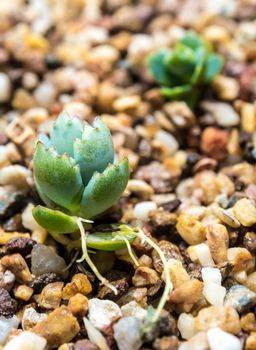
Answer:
xmin=147 ymin=48 xmax=173 ymax=85
xmin=203 ymin=53 xmax=224 ymax=82
xmin=160 ymin=85 xmax=192 ymax=98
xmin=73 ymin=118 xmax=114 ymax=186
xmin=33 ymin=142 xmax=84 ymax=213
xmin=50 ymin=111 xmax=83 ymax=157
xmin=80 ymin=159 xmax=130 ymax=218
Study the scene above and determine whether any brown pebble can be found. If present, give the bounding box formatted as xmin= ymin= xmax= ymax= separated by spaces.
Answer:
xmin=132 ymin=266 xmax=160 ymax=287
xmin=201 ymin=127 xmax=229 ymax=160
xmin=37 ymin=282 xmax=64 ymax=309
xmin=1 ymin=253 xmax=32 ymax=284
xmin=68 ymin=293 xmax=89 ymax=317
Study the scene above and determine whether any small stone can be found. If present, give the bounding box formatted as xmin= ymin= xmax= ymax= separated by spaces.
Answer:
xmin=0 ymin=315 xmax=19 ymax=345
xmin=207 ymin=327 xmax=242 ymax=350
xmin=245 ymin=332 xmax=256 ymax=350
xmin=176 ymin=215 xmax=206 ymax=245
xmin=179 ymin=331 xmax=208 ymax=350
xmin=153 ymin=336 xmax=180 ymax=350
xmin=166 ymin=259 xmax=190 ymax=289
xmin=31 ymin=244 xmax=68 ymax=278
xmin=5 ymin=237 xmax=36 ymax=256
xmin=1 ymin=253 xmax=32 ymax=284
xmin=241 ymin=313 xmax=256 ymax=332
xmin=121 ymin=301 xmax=147 ymax=320
xmin=88 ymin=298 xmax=121 ymax=331
xmin=245 ymin=271 xmax=256 ymax=292
xmin=29 ymin=273 xmax=60 ymax=293
xmin=206 ymin=224 xmax=229 ymax=264
xmin=243 ymin=232 xmax=256 ymax=253
xmin=32 ymin=306 xmax=80 ymax=348
xmin=195 ymin=306 xmax=241 ymax=334
xmin=169 ymin=279 xmax=203 ymax=306
xmin=154 ymin=130 xmax=179 ymax=155
xmin=22 ymin=307 xmax=48 ymax=331
xmin=3 ymin=331 xmax=47 ymax=350
xmin=132 ymin=266 xmax=160 ymax=287
xmin=14 ymin=285 xmax=33 ymax=301
xmin=12 ymin=89 xmax=36 ymax=110
xmin=241 ymin=103 xmax=256 ymax=133
xmin=0 ymin=288 xmax=14 ymax=317
xmin=68 ymin=293 xmax=89 ymax=317
xmin=62 ymin=273 xmax=92 ymax=299
xmin=0 ymin=186 xmax=27 ymax=220
xmin=0 ymin=270 xmax=15 ymax=291
xmin=233 ymin=198 xmax=256 ymax=226
xmin=164 ymin=101 xmax=195 ymax=129
xmin=133 ymin=201 xmax=157 ymax=221
xmin=227 ymin=247 xmax=254 ymax=272
xmin=37 ymin=282 xmax=64 ymax=309
xmin=201 ymin=127 xmax=228 ymax=160
xmin=177 ymin=313 xmax=195 ymax=340
xmin=152 ymin=241 xmax=183 ymax=274
xmin=0 ymin=73 xmax=11 ymax=103
xmin=202 ymin=101 xmax=239 ymax=126
xmin=34 ymin=81 xmax=56 ymax=108
xmin=212 ymin=76 xmax=240 ymax=101
xmin=224 ymin=285 xmax=256 ymax=313
xmin=113 ymin=95 xmax=141 ymax=112
xmin=113 ymin=316 xmax=142 ymax=350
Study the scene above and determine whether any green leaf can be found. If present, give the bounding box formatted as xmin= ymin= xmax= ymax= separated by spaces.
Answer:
xmin=32 ymin=205 xmax=79 ymax=234
xmin=38 ymin=133 xmax=51 ymax=148
xmin=147 ymin=48 xmax=173 ymax=85
xmin=33 ymin=142 xmax=84 ymax=213
xmin=73 ymin=118 xmax=114 ymax=186
xmin=80 ymin=159 xmax=130 ymax=218
xmin=50 ymin=111 xmax=83 ymax=157
xmin=87 ymin=225 xmax=136 ymax=251
xmin=203 ymin=53 xmax=224 ymax=82
xmin=160 ymin=85 xmax=192 ymax=98
xmin=181 ymin=31 xmax=205 ymax=50
xmin=190 ymin=46 xmax=207 ymax=84
xmin=164 ymin=44 xmax=197 ymax=84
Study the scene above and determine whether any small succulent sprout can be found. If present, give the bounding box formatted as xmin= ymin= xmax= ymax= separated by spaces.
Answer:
xmin=33 ymin=111 xmax=129 ymax=219
xmin=147 ymin=31 xmax=224 ymax=106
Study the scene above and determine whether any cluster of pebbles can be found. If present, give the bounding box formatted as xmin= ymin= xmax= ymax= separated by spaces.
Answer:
xmin=1 ymin=0 xmax=256 ymax=349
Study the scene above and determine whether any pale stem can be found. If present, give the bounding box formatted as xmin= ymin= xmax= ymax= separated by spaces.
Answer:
xmin=137 ymin=228 xmax=173 ymax=323
xmin=76 ymin=218 xmax=118 ymax=295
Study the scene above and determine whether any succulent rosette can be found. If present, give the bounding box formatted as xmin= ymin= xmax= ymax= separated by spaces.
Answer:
xmin=32 ymin=111 xmax=131 ymax=239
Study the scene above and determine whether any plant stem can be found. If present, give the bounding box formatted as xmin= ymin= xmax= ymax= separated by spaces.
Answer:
xmin=137 ymin=228 xmax=173 ymax=323
xmin=115 ymin=235 xmax=139 ymax=267
xmin=76 ymin=218 xmax=118 ymax=295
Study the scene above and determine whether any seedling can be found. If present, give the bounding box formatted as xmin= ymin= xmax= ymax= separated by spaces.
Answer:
xmin=147 ymin=31 xmax=224 ymax=107
xmin=32 ymin=111 xmax=172 ymax=319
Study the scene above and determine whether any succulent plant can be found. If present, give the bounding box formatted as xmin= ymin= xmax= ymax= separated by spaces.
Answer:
xmin=32 ymin=111 xmax=172 ymax=319
xmin=147 ymin=31 xmax=224 ymax=106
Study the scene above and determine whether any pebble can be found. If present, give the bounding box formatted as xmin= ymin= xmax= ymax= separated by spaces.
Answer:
xmin=31 ymin=244 xmax=68 ymax=278
xmin=202 ymin=102 xmax=239 ymax=127
xmin=133 ymin=201 xmax=157 ymax=221
xmin=176 ymin=215 xmax=206 ymax=245
xmin=0 ymin=315 xmax=19 ymax=345
xmin=34 ymin=81 xmax=56 ymax=108
xmin=233 ymin=198 xmax=256 ymax=227
xmin=62 ymin=273 xmax=92 ymax=299
xmin=113 ymin=316 xmax=142 ymax=350
xmin=32 ymin=306 xmax=80 ymax=348
xmin=132 ymin=266 xmax=160 ymax=287
xmin=154 ymin=130 xmax=179 ymax=155
xmin=179 ymin=331 xmax=209 ymax=350
xmin=207 ymin=327 xmax=242 ymax=350
xmin=38 ymin=282 xmax=64 ymax=309
xmin=224 ymin=285 xmax=256 ymax=313
xmin=67 ymin=293 xmax=89 ymax=317
xmin=163 ymin=101 xmax=195 ymax=129
xmin=1 ymin=253 xmax=32 ymax=284
xmin=3 ymin=331 xmax=47 ymax=350
xmin=22 ymin=307 xmax=48 ymax=330
xmin=0 ymin=73 xmax=11 ymax=103
xmin=0 ymin=186 xmax=26 ymax=219
xmin=212 ymin=76 xmax=240 ymax=101
xmin=201 ymin=127 xmax=229 ymax=160
xmin=177 ymin=313 xmax=195 ymax=340
xmin=0 ymin=165 xmax=32 ymax=189
xmin=88 ymin=298 xmax=122 ymax=331
xmin=121 ymin=301 xmax=147 ymax=320
xmin=195 ymin=305 xmax=241 ymax=334
xmin=206 ymin=224 xmax=229 ymax=264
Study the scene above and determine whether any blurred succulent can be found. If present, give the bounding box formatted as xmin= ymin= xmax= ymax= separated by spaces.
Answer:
xmin=147 ymin=31 xmax=224 ymax=106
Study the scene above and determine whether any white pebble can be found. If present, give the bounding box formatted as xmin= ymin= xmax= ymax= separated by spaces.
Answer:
xmin=121 ymin=301 xmax=147 ymax=320
xmin=0 ymin=165 xmax=31 ymax=189
xmin=177 ymin=313 xmax=195 ymax=340
xmin=193 ymin=243 xmax=215 ymax=267
xmin=0 ymin=316 xmax=19 ymax=345
xmin=202 ymin=267 xmax=222 ymax=285
xmin=88 ymin=298 xmax=122 ymax=331
xmin=155 ymin=130 xmax=179 ymax=155
xmin=113 ymin=317 xmax=142 ymax=350
xmin=3 ymin=331 xmax=46 ymax=350
xmin=207 ymin=327 xmax=242 ymax=350
xmin=0 ymin=73 xmax=11 ymax=103
xmin=133 ymin=201 xmax=157 ymax=221
xmin=202 ymin=101 xmax=239 ymax=127
xmin=203 ymin=283 xmax=226 ymax=307
xmin=34 ymin=81 xmax=56 ymax=108
xmin=22 ymin=203 xmax=44 ymax=232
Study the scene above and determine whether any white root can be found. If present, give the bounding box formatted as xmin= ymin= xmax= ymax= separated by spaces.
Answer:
xmin=76 ymin=218 xmax=118 ymax=295
xmin=114 ymin=235 xmax=140 ymax=267
xmin=137 ymin=228 xmax=173 ymax=323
